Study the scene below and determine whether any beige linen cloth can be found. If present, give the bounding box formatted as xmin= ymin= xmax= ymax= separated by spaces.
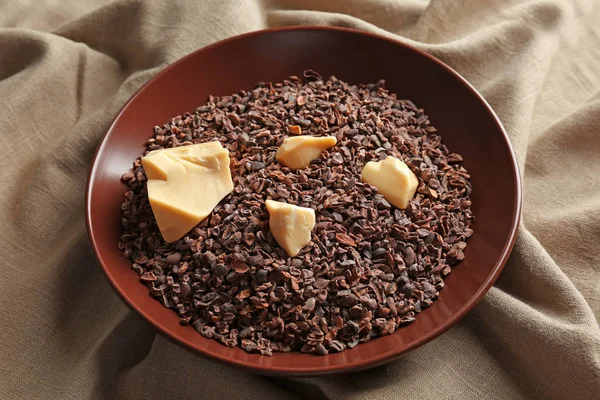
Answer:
xmin=1 ymin=0 xmax=599 ymax=399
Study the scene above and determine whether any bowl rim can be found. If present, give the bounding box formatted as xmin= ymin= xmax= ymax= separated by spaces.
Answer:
xmin=85 ymin=25 xmax=522 ymax=375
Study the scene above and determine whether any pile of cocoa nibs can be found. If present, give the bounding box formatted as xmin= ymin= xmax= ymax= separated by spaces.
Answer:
xmin=119 ymin=70 xmax=474 ymax=356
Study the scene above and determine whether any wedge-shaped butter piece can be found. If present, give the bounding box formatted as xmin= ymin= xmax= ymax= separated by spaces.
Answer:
xmin=276 ymin=136 xmax=337 ymax=170
xmin=142 ymin=141 xmax=233 ymax=243
xmin=265 ymin=200 xmax=316 ymax=257
xmin=361 ymin=156 xmax=418 ymax=209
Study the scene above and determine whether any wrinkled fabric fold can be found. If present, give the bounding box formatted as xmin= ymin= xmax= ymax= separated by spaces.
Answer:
xmin=1 ymin=0 xmax=599 ymax=399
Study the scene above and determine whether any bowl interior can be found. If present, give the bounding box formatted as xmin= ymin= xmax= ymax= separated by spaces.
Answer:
xmin=86 ymin=27 xmax=520 ymax=376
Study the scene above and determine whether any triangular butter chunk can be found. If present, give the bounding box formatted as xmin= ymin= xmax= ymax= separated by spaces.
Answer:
xmin=265 ymin=200 xmax=316 ymax=257
xmin=142 ymin=141 xmax=233 ymax=243
xmin=276 ymin=136 xmax=337 ymax=170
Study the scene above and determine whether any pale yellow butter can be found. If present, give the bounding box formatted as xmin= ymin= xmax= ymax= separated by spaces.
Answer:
xmin=265 ymin=200 xmax=315 ymax=257
xmin=142 ymin=141 xmax=233 ymax=243
xmin=361 ymin=156 xmax=418 ymax=209
xmin=276 ymin=136 xmax=337 ymax=170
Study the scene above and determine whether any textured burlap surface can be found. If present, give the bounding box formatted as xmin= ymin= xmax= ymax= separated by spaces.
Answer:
xmin=1 ymin=1 xmax=599 ymax=398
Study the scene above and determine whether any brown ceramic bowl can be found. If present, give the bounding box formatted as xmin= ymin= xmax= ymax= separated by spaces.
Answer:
xmin=86 ymin=26 xmax=521 ymax=376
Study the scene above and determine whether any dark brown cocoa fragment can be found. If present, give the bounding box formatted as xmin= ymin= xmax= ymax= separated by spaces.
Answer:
xmin=166 ymin=252 xmax=182 ymax=265
xmin=140 ymin=272 xmax=157 ymax=282
xmin=336 ymin=233 xmax=356 ymax=247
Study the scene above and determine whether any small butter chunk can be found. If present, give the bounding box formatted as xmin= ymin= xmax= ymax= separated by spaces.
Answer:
xmin=276 ymin=136 xmax=337 ymax=170
xmin=265 ymin=200 xmax=316 ymax=257
xmin=361 ymin=156 xmax=418 ymax=209
xmin=142 ymin=141 xmax=233 ymax=243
